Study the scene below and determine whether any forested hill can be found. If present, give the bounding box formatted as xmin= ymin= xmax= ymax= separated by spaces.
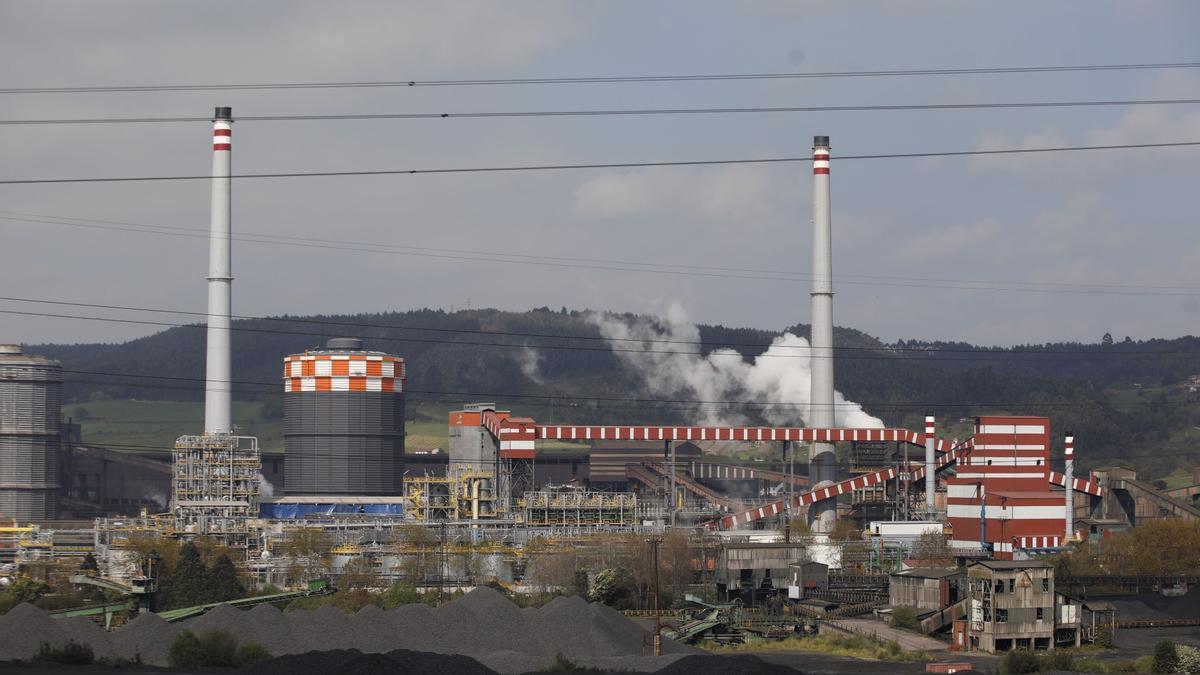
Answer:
xmin=30 ymin=307 xmax=1200 ymax=479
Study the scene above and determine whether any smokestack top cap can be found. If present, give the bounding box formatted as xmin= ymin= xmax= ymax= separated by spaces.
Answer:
xmin=813 ymin=135 xmax=830 ymax=148
xmin=326 ymin=337 xmax=364 ymax=351
xmin=213 ymin=106 xmax=233 ymax=121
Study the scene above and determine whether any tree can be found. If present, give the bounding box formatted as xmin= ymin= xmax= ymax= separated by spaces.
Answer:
xmin=207 ymin=554 xmax=246 ymax=603
xmin=909 ymin=530 xmax=951 ymax=560
xmin=1155 ymin=639 xmax=1178 ymax=673
xmin=339 ymin=557 xmax=379 ymax=590
xmin=281 ymin=528 xmax=332 ymax=584
xmin=161 ymin=542 xmax=208 ymax=609
xmin=1102 ymin=333 xmax=1114 ymax=346
xmin=588 ymin=567 xmax=635 ymax=609
xmin=828 ymin=520 xmax=862 ymax=542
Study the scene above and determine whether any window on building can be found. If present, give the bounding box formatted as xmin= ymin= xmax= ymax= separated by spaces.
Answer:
xmin=1008 ymin=579 xmax=1015 ymax=593
xmin=1042 ymin=578 xmax=1049 ymax=592
xmin=996 ymin=609 xmax=1008 ymax=623
xmin=995 ymin=581 xmax=1004 ymax=594
xmin=1036 ymin=607 xmax=1044 ymax=621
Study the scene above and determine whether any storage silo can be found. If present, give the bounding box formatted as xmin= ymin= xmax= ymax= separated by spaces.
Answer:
xmin=0 ymin=344 xmax=61 ymax=521
xmin=282 ymin=339 xmax=406 ymax=495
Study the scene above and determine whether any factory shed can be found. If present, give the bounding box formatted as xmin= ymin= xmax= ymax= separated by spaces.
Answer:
xmin=890 ymin=568 xmax=963 ymax=611
xmin=787 ymin=560 xmax=829 ymax=599
xmin=966 ymin=560 xmax=1056 ymax=653
xmin=716 ymin=541 xmax=806 ymax=604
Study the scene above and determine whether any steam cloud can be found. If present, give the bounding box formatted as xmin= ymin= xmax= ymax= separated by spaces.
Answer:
xmin=257 ymin=473 xmax=275 ymax=498
xmin=588 ymin=303 xmax=883 ymax=429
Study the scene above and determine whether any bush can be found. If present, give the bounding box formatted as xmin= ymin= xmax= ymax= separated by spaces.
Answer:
xmin=236 ymin=642 xmax=272 ymax=666
xmin=1001 ymin=649 xmax=1041 ymax=674
xmin=1177 ymin=645 xmax=1200 ymax=675
xmin=380 ymin=582 xmax=421 ymax=609
xmin=167 ymin=629 xmax=262 ymax=669
xmin=890 ymin=606 xmax=919 ymax=631
xmin=1154 ymin=639 xmax=1178 ymax=673
xmin=1096 ymin=626 xmax=1116 ymax=648
xmin=35 ymin=641 xmax=94 ymax=665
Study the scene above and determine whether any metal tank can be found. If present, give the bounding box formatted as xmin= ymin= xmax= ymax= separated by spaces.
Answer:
xmin=283 ymin=338 xmax=406 ymax=495
xmin=0 ymin=344 xmax=61 ymax=521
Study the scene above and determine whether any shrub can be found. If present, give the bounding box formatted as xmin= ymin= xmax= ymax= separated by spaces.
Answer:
xmin=1096 ymin=626 xmax=1116 ymax=648
xmin=1177 ymin=645 xmax=1200 ymax=675
xmin=380 ymin=582 xmax=421 ymax=609
xmin=167 ymin=629 xmax=244 ymax=669
xmin=1001 ymin=649 xmax=1041 ymax=674
xmin=35 ymin=641 xmax=94 ymax=665
xmin=1154 ymin=639 xmax=1178 ymax=673
xmin=236 ymin=642 xmax=272 ymax=666
xmin=890 ymin=606 xmax=919 ymax=631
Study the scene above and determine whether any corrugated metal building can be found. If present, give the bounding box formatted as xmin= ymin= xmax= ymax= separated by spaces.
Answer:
xmin=0 ymin=344 xmax=61 ymax=521
xmin=716 ymin=541 xmax=806 ymax=603
xmin=890 ymin=568 xmax=963 ymax=611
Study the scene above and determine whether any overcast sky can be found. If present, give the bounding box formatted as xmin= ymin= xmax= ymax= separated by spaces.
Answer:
xmin=1 ymin=1 xmax=1198 ymax=348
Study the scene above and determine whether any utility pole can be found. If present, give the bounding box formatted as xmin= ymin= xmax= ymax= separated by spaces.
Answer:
xmin=647 ymin=535 xmax=663 ymax=656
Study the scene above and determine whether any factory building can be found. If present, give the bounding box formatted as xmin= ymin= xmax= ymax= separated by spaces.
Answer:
xmin=283 ymin=338 xmax=406 ymax=495
xmin=889 ymin=568 xmax=963 ymax=612
xmin=946 ymin=416 xmax=1065 ymax=558
xmin=966 ymin=560 xmax=1056 ymax=652
xmin=0 ymin=344 xmax=61 ymax=522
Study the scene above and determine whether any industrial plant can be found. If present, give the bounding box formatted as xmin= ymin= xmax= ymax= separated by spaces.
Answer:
xmin=3 ymin=108 xmax=1199 ymax=671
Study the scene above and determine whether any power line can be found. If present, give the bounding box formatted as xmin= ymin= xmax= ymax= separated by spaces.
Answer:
xmin=3 ymin=98 xmax=1198 ymax=126
xmin=52 ymin=368 xmax=1191 ymax=410
xmin=10 ymin=306 xmax=1200 ymax=362
xmin=7 ymin=295 xmax=1200 ymax=357
xmin=5 ymin=61 xmax=1198 ymax=94
xmin=1 ymin=140 xmax=1196 ymax=186
xmin=7 ymin=212 xmax=1200 ymax=295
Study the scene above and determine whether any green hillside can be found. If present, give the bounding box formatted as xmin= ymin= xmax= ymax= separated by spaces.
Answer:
xmin=32 ymin=307 xmax=1200 ymax=480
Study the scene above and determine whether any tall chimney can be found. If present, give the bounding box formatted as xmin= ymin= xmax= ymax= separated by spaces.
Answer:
xmin=925 ymin=414 xmax=937 ymax=518
xmin=1064 ymin=433 xmax=1075 ymax=542
xmin=809 ymin=135 xmax=836 ymax=532
xmin=204 ymin=106 xmax=233 ymax=435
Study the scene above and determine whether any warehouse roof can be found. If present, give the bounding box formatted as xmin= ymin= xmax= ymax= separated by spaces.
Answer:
xmin=970 ymin=560 xmax=1053 ymax=570
xmin=893 ymin=568 xmax=961 ymax=579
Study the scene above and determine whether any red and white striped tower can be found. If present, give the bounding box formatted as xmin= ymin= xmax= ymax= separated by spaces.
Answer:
xmin=808 ymin=135 xmax=837 ymax=532
xmin=924 ymin=414 xmax=937 ymax=517
xmin=204 ymin=106 xmax=233 ymax=435
xmin=1064 ymin=432 xmax=1075 ymax=541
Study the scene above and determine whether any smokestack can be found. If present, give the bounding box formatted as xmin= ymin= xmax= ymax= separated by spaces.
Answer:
xmin=1064 ymin=433 xmax=1074 ymax=542
xmin=809 ymin=135 xmax=836 ymax=532
xmin=925 ymin=414 xmax=937 ymax=518
xmin=204 ymin=106 xmax=233 ymax=435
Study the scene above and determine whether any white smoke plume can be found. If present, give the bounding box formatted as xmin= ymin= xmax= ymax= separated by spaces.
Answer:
xmin=588 ymin=303 xmax=883 ymax=429
xmin=257 ymin=473 xmax=275 ymax=498
xmin=517 ymin=345 xmax=544 ymax=384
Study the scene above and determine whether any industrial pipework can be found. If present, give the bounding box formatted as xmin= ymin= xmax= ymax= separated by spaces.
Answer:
xmin=204 ymin=106 xmax=233 ymax=435
xmin=808 ymin=135 xmax=836 ymax=532
xmin=1064 ymin=433 xmax=1075 ymax=541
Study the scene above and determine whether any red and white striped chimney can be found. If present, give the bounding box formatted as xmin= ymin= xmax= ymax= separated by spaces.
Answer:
xmin=808 ymin=135 xmax=836 ymax=533
xmin=925 ymin=414 xmax=937 ymax=517
xmin=1064 ymin=433 xmax=1075 ymax=541
xmin=204 ymin=107 xmax=233 ymax=435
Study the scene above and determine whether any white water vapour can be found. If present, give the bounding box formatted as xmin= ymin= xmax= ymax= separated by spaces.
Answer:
xmin=257 ymin=473 xmax=275 ymax=498
xmin=588 ymin=304 xmax=883 ymax=429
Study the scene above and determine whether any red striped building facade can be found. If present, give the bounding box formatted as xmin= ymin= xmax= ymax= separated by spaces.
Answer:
xmin=947 ymin=416 xmax=1065 ymax=558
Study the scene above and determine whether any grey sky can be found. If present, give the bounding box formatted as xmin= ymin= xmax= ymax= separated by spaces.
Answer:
xmin=1 ymin=1 xmax=1198 ymax=347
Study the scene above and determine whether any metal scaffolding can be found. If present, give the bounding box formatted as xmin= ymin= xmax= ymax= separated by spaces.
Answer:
xmin=171 ymin=434 xmax=260 ymax=546
xmin=522 ymin=488 xmax=638 ymax=527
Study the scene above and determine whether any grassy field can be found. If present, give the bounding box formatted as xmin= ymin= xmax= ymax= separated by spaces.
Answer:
xmin=67 ymin=398 xmax=283 ymax=452
xmin=68 ymin=398 xmax=585 ymax=455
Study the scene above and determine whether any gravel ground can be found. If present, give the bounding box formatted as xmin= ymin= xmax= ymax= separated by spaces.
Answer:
xmin=1 ymin=588 xmax=702 ymax=670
